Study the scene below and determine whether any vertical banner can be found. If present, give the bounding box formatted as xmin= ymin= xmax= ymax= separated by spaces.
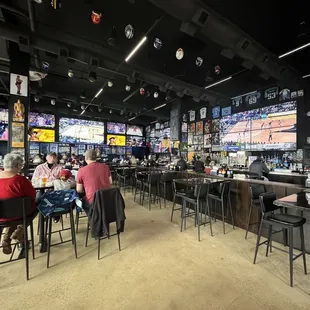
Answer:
xmin=170 ymin=101 xmax=181 ymax=141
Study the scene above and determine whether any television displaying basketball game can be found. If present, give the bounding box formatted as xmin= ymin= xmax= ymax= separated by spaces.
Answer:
xmin=28 ymin=112 xmax=55 ymax=128
xmin=219 ymin=101 xmax=297 ymax=151
xmin=107 ymin=122 xmax=126 ymax=134
xmin=59 ymin=118 xmax=104 ymax=144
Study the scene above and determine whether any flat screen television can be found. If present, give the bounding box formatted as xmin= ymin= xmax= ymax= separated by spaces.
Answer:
xmin=28 ymin=112 xmax=55 ymax=128
xmin=107 ymin=122 xmax=126 ymax=134
xmin=0 ymin=108 xmax=8 ymax=123
xmin=126 ymin=136 xmax=145 ymax=146
xmin=30 ymin=128 xmax=55 ymax=142
xmin=59 ymin=118 xmax=105 ymax=144
xmin=107 ymin=134 xmax=126 ymax=146
xmin=126 ymin=124 xmax=143 ymax=136
xmin=0 ymin=122 xmax=8 ymax=141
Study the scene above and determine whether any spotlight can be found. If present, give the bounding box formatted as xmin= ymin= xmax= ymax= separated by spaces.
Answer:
xmin=153 ymin=92 xmax=159 ymax=98
xmin=140 ymin=87 xmax=145 ymax=95
xmin=125 ymin=85 xmax=131 ymax=91
xmin=34 ymin=96 xmax=39 ymax=102
xmin=81 ymin=104 xmax=86 ymax=110
xmin=80 ymin=90 xmax=86 ymax=99
xmin=88 ymin=71 xmax=97 ymax=83
xmin=42 ymin=61 xmax=50 ymax=71
xmin=51 ymin=99 xmax=56 ymax=105
xmin=98 ymin=104 xmax=103 ymax=112
xmin=165 ymin=91 xmax=172 ymax=101
xmin=68 ymin=69 xmax=74 ymax=78
xmin=108 ymin=81 xmax=113 ymax=87
xmin=67 ymin=102 xmax=71 ymax=108
xmin=109 ymin=109 xmax=113 ymax=114
xmin=107 ymin=26 xmax=117 ymax=47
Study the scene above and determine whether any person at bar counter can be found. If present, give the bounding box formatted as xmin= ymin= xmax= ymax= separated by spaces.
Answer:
xmin=76 ymin=149 xmax=112 ymax=214
xmin=0 ymin=153 xmax=36 ymax=255
xmin=176 ymin=156 xmax=187 ymax=171
xmin=249 ymin=156 xmax=269 ymax=178
xmin=194 ymin=156 xmax=205 ymax=173
xmin=32 ymin=152 xmax=63 ymax=182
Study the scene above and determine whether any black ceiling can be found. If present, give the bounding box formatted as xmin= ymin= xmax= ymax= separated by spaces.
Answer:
xmin=0 ymin=0 xmax=309 ymax=125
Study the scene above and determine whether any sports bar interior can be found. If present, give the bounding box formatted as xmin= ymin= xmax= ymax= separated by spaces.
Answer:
xmin=1 ymin=0 xmax=310 ymax=309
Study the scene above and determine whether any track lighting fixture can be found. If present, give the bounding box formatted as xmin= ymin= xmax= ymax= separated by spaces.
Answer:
xmin=81 ymin=104 xmax=86 ymax=110
xmin=80 ymin=90 xmax=86 ymax=99
xmin=108 ymin=81 xmax=113 ymax=87
xmin=34 ymin=96 xmax=39 ymax=102
xmin=107 ymin=26 xmax=117 ymax=47
xmin=51 ymin=99 xmax=56 ymax=105
xmin=67 ymin=102 xmax=71 ymax=108
xmin=88 ymin=71 xmax=97 ymax=83
xmin=68 ymin=69 xmax=74 ymax=78
xmin=109 ymin=109 xmax=113 ymax=114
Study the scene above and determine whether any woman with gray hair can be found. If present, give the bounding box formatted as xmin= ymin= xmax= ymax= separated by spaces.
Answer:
xmin=0 ymin=152 xmax=36 ymax=255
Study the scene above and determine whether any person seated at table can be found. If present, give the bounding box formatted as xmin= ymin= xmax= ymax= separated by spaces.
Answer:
xmin=176 ymin=156 xmax=187 ymax=171
xmin=129 ymin=155 xmax=137 ymax=165
xmin=76 ymin=149 xmax=112 ymax=214
xmin=68 ymin=153 xmax=79 ymax=165
xmin=53 ymin=169 xmax=76 ymax=190
xmin=194 ymin=156 xmax=205 ymax=173
xmin=32 ymin=152 xmax=63 ymax=183
xmin=0 ymin=153 xmax=36 ymax=255
xmin=33 ymin=154 xmax=42 ymax=164
xmin=59 ymin=154 xmax=68 ymax=165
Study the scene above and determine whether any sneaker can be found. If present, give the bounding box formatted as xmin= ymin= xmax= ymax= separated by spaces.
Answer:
xmin=2 ymin=238 xmax=12 ymax=255
xmin=11 ymin=226 xmax=24 ymax=243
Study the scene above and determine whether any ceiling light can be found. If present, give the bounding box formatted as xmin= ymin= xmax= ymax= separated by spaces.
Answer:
xmin=108 ymin=81 xmax=113 ymax=87
xmin=67 ymin=102 xmax=71 ymax=108
xmin=109 ymin=109 xmax=113 ymax=114
xmin=154 ymin=92 xmax=159 ymax=98
xmin=278 ymin=42 xmax=310 ymax=58
xmin=98 ymin=105 xmax=102 ymax=112
xmin=125 ymin=36 xmax=147 ymax=62
xmin=51 ymin=99 xmax=56 ymax=105
xmin=125 ymin=85 xmax=131 ymax=91
xmin=154 ymin=103 xmax=166 ymax=110
xmin=80 ymin=90 xmax=86 ymax=99
xmin=34 ymin=96 xmax=39 ymax=102
xmin=165 ymin=91 xmax=172 ymax=101
xmin=81 ymin=104 xmax=86 ymax=110
xmin=107 ymin=26 xmax=117 ymax=46
xmin=128 ymin=116 xmax=136 ymax=121
xmin=95 ymin=88 xmax=103 ymax=98
xmin=68 ymin=69 xmax=74 ymax=78
xmin=88 ymin=71 xmax=97 ymax=83
xmin=302 ymin=73 xmax=310 ymax=79
xmin=205 ymin=76 xmax=232 ymax=89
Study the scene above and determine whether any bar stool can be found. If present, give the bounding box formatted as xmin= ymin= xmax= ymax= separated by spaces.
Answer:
xmin=253 ymin=192 xmax=307 ymax=287
xmin=245 ymin=183 xmax=267 ymax=239
xmin=141 ymin=171 xmax=162 ymax=210
xmin=160 ymin=172 xmax=175 ymax=208
xmin=208 ymin=180 xmax=235 ymax=234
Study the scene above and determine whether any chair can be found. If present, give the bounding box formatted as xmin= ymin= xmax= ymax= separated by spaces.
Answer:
xmin=253 ymin=192 xmax=307 ymax=287
xmin=46 ymin=202 xmax=78 ymax=268
xmin=160 ymin=172 xmax=175 ymax=208
xmin=208 ymin=181 xmax=235 ymax=234
xmin=0 ymin=197 xmax=36 ymax=280
xmin=141 ymin=171 xmax=162 ymax=210
xmin=245 ymin=183 xmax=267 ymax=239
xmin=133 ymin=169 xmax=147 ymax=205
xmin=75 ymin=209 xmax=88 ymax=233
xmin=116 ymin=168 xmax=130 ymax=195
xmin=85 ymin=188 xmax=126 ymax=260
xmin=181 ymin=181 xmax=213 ymax=241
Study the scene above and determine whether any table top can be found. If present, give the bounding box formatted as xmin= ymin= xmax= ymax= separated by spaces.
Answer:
xmin=174 ymin=178 xmax=224 ymax=185
xmin=34 ymin=185 xmax=54 ymax=191
xmin=274 ymin=193 xmax=310 ymax=212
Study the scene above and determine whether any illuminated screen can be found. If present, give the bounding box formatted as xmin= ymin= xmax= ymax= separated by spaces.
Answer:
xmin=107 ymin=122 xmax=126 ymax=134
xmin=212 ymin=106 xmax=221 ymax=119
xmin=0 ymin=108 xmax=8 ymax=123
xmin=221 ymin=106 xmax=232 ymax=117
xmin=220 ymin=101 xmax=297 ymax=151
xmin=126 ymin=136 xmax=145 ymax=146
xmin=107 ymin=134 xmax=126 ymax=146
xmin=28 ymin=112 xmax=55 ymax=128
xmin=30 ymin=128 xmax=55 ymax=142
xmin=59 ymin=118 xmax=104 ymax=144
xmin=0 ymin=108 xmax=9 ymax=141
xmin=126 ymin=124 xmax=143 ymax=136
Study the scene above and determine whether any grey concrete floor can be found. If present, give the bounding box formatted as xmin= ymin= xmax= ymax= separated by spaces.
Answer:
xmin=1 ymin=192 xmax=310 ymax=310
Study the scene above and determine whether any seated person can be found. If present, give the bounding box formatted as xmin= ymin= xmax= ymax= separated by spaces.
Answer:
xmin=53 ymin=169 xmax=76 ymax=190
xmin=33 ymin=154 xmax=42 ymax=164
xmin=0 ymin=153 xmax=36 ymax=255
xmin=32 ymin=152 xmax=63 ymax=183
xmin=76 ymin=149 xmax=112 ymax=214
xmin=129 ymin=155 xmax=137 ymax=165
xmin=176 ymin=156 xmax=187 ymax=171
xmin=194 ymin=156 xmax=205 ymax=173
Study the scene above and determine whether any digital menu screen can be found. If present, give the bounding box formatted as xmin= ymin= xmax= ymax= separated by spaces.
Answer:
xmin=30 ymin=128 xmax=55 ymax=142
xmin=28 ymin=112 xmax=55 ymax=128
xmin=107 ymin=122 xmax=126 ymax=134
xmin=59 ymin=118 xmax=104 ymax=144
xmin=107 ymin=134 xmax=126 ymax=146
xmin=126 ymin=124 xmax=143 ymax=136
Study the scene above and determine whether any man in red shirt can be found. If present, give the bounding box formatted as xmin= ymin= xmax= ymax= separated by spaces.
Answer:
xmin=76 ymin=149 xmax=112 ymax=214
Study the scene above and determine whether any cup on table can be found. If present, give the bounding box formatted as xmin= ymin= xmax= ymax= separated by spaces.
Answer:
xmin=41 ymin=176 xmax=48 ymax=187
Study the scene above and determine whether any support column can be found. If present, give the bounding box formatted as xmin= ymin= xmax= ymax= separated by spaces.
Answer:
xmin=7 ymin=43 xmax=30 ymax=167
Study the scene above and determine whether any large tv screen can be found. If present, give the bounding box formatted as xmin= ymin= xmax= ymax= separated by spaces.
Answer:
xmin=59 ymin=118 xmax=105 ymax=144
xmin=107 ymin=134 xmax=126 ymax=146
xmin=126 ymin=136 xmax=145 ymax=146
xmin=0 ymin=108 xmax=8 ymax=123
xmin=219 ymin=101 xmax=297 ymax=151
xmin=30 ymin=128 xmax=55 ymax=142
xmin=28 ymin=112 xmax=55 ymax=128
xmin=0 ymin=108 xmax=9 ymax=141
xmin=126 ymin=124 xmax=143 ymax=136
xmin=107 ymin=122 xmax=126 ymax=134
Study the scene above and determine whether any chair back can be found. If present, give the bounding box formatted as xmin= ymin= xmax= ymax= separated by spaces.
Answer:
xmin=250 ymin=183 xmax=266 ymax=200
xmin=161 ymin=171 xmax=175 ymax=182
xmin=0 ymin=197 xmax=32 ymax=219
xmin=258 ymin=192 xmax=280 ymax=214
xmin=194 ymin=182 xmax=209 ymax=199
xmin=148 ymin=172 xmax=161 ymax=184
xmin=220 ymin=181 xmax=231 ymax=198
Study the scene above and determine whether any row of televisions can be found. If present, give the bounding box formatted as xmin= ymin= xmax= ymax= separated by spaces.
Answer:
xmin=0 ymin=109 xmax=144 ymax=145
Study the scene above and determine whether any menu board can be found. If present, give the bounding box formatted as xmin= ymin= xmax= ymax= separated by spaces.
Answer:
xmin=107 ymin=122 xmax=126 ymax=134
xmin=59 ymin=118 xmax=104 ymax=144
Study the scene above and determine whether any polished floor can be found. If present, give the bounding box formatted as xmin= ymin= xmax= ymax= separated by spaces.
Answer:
xmin=1 ymin=192 xmax=310 ymax=310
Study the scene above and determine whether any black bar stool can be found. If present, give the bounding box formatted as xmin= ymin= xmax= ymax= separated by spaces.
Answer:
xmin=208 ymin=181 xmax=235 ymax=234
xmin=253 ymin=192 xmax=307 ymax=287
xmin=160 ymin=172 xmax=175 ymax=208
xmin=141 ymin=171 xmax=162 ymax=210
